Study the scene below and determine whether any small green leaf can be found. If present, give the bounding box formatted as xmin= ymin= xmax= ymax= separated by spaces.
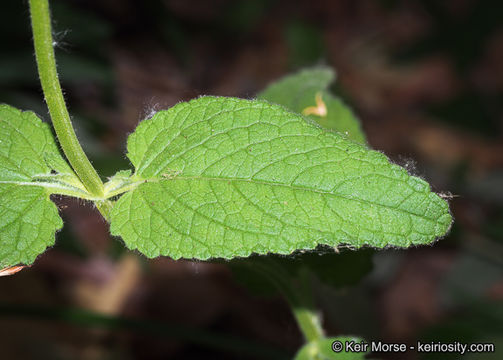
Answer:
xmin=0 ymin=104 xmax=80 ymax=267
xmin=110 ymin=96 xmax=451 ymax=260
xmin=259 ymin=66 xmax=335 ymax=109
xmin=258 ymin=66 xmax=366 ymax=144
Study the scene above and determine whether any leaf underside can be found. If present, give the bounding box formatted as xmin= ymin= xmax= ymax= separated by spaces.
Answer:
xmin=0 ymin=105 xmax=75 ymax=267
xmin=110 ymin=96 xmax=452 ymax=260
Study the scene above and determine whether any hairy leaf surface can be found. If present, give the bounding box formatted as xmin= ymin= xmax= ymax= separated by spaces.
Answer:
xmin=258 ymin=66 xmax=366 ymax=144
xmin=0 ymin=105 xmax=78 ymax=267
xmin=110 ymin=96 xmax=451 ymax=260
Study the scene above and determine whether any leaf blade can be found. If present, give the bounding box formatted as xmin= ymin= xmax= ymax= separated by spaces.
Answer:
xmin=0 ymin=185 xmax=62 ymax=266
xmin=0 ymin=104 xmax=75 ymax=267
xmin=111 ymin=96 xmax=451 ymax=260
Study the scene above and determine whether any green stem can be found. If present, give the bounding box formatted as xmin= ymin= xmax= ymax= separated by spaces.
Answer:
xmin=29 ymin=0 xmax=104 ymax=197
xmin=95 ymin=200 xmax=114 ymax=222
xmin=245 ymin=259 xmax=324 ymax=343
xmin=292 ymin=307 xmax=324 ymax=343
xmin=291 ymin=268 xmax=324 ymax=343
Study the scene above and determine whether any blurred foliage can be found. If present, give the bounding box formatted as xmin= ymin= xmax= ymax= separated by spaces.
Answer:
xmin=392 ymin=0 xmax=503 ymax=136
xmin=419 ymin=301 xmax=503 ymax=360
xmin=221 ymin=0 xmax=272 ymax=34
xmin=229 ymin=249 xmax=374 ymax=297
xmin=0 ymin=303 xmax=290 ymax=360
xmin=285 ymin=20 xmax=326 ymax=69
xmin=258 ymin=66 xmax=366 ymax=143
xmin=394 ymin=0 xmax=503 ymax=72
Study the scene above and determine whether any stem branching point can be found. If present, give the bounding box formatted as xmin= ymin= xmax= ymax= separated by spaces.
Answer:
xmin=29 ymin=0 xmax=104 ymax=197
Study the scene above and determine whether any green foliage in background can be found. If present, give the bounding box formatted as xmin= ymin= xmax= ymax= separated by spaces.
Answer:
xmin=258 ymin=66 xmax=366 ymax=144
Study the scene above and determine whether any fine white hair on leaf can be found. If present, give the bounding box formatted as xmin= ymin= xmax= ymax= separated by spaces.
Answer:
xmin=396 ymin=155 xmax=422 ymax=177
xmin=439 ymin=191 xmax=458 ymax=200
xmin=140 ymin=99 xmax=161 ymax=121
xmin=189 ymin=261 xmax=201 ymax=275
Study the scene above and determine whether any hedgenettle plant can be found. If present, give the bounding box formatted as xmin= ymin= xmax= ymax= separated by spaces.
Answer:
xmin=1 ymin=0 xmax=452 ymax=358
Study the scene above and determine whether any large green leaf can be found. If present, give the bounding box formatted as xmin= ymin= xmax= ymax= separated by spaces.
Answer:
xmin=258 ymin=66 xmax=366 ymax=144
xmin=0 ymin=105 xmax=84 ymax=267
xmin=110 ymin=96 xmax=452 ymax=260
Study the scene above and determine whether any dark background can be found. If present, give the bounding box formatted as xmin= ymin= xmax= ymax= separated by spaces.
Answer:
xmin=0 ymin=0 xmax=502 ymax=359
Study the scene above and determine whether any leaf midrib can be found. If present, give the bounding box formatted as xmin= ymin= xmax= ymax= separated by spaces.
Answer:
xmin=0 ymin=180 xmax=96 ymax=200
xmin=141 ymin=175 xmax=442 ymax=224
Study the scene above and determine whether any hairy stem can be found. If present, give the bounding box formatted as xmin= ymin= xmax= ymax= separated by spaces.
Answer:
xmin=29 ymin=0 xmax=104 ymax=197
xmin=95 ymin=200 xmax=114 ymax=222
